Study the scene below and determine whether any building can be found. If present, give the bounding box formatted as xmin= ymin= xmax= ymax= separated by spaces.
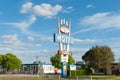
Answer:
xmin=0 ymin=64 xmax=3 ymax=74
xmin=21 ymin=63 xmax=56 ymax=74
xmin=111 ymin=63 xmax=120 ymax=75
xmin=21 ymin=63 xmax=42 ymax=74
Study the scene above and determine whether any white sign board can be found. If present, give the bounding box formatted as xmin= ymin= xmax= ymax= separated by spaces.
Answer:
xmin=42 ymin=64 xmax=55 ymax=74
xmin=61 ymin=54 xmax=68 ymax=62
xmin=70 ymin=64 xmax=76 ymax=70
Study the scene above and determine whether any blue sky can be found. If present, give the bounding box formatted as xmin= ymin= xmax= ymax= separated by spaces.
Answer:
xmin=0 ymin=0 xmax=120 ymax=63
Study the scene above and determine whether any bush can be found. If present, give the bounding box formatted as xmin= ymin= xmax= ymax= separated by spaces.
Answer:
xmin=68 ymin=70 xmax=92 ymax=76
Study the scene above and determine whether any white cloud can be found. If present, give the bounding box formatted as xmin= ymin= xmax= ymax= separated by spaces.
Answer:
xmin=39 ymin=36 xmax=53 ymax=42
xmin=0 ymin=2 xmax=70 ymax=35
xmin=1 ymin=34 xmax=41 ymax=48
xmin=70 ymin=47 xmax=89 ymax=61
xmin=1 ymin=34 xmax=23 ymax=46
xmin=113 ymin=49 xmax=120 ymax=54
xmin=12 ymin=15 xmax=36 ymax=30
xmin=0 ymin=2 xmax=36 ymax=35
xmin=27 ymin=35 xmax=53 ymax=42
xmin=86 ymin=4 xmax=95 ymax=9
xmin=62 ymin=6 xmax=73 ymax=13
xmin=74 ymin=12 xmax=120 ymax=34
xmin=21 ymin=2 xmax=72 ymax=18
xmin=35 ymin=44 xmax=41 ymax=47
xmin=71 ymin=47 xmax=89 ymax=55
xmin=0 ymin=15 xmax=36 ymax=35
xmin=0 ymin=2 xmax=63 ymax=35
xmin=20 ymin=2 xmax=62 ymax=18
xmin=0 ymin=34 xmax=43 ymax=63
xmin=103 ymin=37 xmax=120 ymax=54
xmin=27 ymin=36 xmax=35 ymax=41
xmin=20 ymin=2 xmax=33 ymax=13
xmin=32 ymin=3 xmax=62 ymax=18
xmin=73 ymin=38 xmax=99 ymax=44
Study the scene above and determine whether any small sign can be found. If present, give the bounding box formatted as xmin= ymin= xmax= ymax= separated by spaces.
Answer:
xmin=61 ymin=54 xmax=68 ymax=62
xmin=70 ymin=64 xmax=76 ymax=70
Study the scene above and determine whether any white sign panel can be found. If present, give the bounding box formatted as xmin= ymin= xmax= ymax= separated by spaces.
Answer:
xmin=61 ymin=54 xmax=68 ymax=62
xmin=42 ymin=64 xmax=55 ymax=74
xmin=70 ymin=64 xmax=76 ymax=70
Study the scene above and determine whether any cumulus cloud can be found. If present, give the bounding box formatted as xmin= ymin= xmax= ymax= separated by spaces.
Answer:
xmin=74 ymin=12 xmax=120 ymax=34
xmin=32 ymin=3 xmax=62 ymax=18
xmin=20 ymin=2 xmax=62 ymax=18
xmin=20 ymin=2 xmax=33 ymax=13
xmin=0 ymin=2 xmax=71 ymax=35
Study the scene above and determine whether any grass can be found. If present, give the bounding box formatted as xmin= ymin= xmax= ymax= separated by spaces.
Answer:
xmin=0 ymin=74 xmax=120 ymax=80
xmin=92 ymin=75 xmax=120 ymax=80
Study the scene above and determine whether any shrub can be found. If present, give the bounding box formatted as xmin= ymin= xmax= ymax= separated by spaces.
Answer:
xmin=68 ymin=69 xmax=92 ymax=76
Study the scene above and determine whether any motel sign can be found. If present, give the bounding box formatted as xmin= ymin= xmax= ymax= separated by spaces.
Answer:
xmin=53 ymin=17 xmax=74 ymax=77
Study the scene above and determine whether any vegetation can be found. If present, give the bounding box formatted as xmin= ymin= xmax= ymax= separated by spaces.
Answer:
xmin=50 ymin=54 xmax=75 ymax=69
xmin=68 ymin=65 xmax=92 ymax=76
xmin=69 ymin=70 xmax=92 ymax=76
xmin=0 ymin=75 xmax=120 ymax=80
xmin=82 ymin=45 xmax=115 ymax=74
xmin=0 ymin=54 xmax=3 ymax=64
xmin=0 ymin=53 xmax=22 ymax=71
xmin=50 ymin=54 xmax=61 ymax=69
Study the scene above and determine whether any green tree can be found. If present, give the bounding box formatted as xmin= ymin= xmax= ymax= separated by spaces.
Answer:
xmin=50 ymin=54 xmax=75 ymax=69
xmin=0 ymin=55 xmax=3 ymax=64
xmin=68 ymin=55 xmax=75 ymax=65
xmin=82 ymin=45 xmax=115 ymax=74
xmin=2 ymin=53 xmax=22 ymax=71
xmin=50 ymin=54 xmax=61 ymax=69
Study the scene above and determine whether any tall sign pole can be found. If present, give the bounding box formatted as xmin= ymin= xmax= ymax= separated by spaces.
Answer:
xmin=54 ymin=17 xmax=73 ymax=77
